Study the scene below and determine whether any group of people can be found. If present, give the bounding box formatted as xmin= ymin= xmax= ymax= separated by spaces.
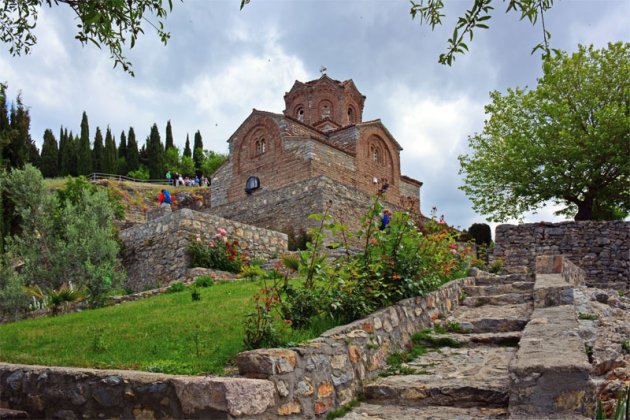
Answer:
xmin=165 ymin=171 xmax=209 ymax=187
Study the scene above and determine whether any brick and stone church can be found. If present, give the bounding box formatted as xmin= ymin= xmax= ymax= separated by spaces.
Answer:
xmin=209 ymin=74 xmax=423 ymax=235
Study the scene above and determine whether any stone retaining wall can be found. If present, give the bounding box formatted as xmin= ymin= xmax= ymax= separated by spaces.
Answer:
xmin=0 ymin=278 xmax=473 ymax=418
xmin=236 ymin=276 xmax=474 ymax=417
xmin=493 ymin=221 xmax=630 ymax=290
xmin=119 ymin=209 xmax=287 ymax=292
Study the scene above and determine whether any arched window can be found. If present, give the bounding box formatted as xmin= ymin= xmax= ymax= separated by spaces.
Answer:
xmin=254 ymin=137 xmax=267 ymax=156
xmin=245 ymin=176 xmax=260 ymax=194
xmin=348 ymin=107 xmax=355 ymax=124
xmin=296 ymin=107 xmax=304 ymax=122
xmin=370 ymin=145 xmax=381 ymax=164
xmin=319 ymin=100 xmax=332 ymax=119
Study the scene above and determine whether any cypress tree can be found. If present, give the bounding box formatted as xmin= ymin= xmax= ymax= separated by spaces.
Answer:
xmin=92 ymin=127 xmax=104 ymax=172
xmin=165 ymin=120 xmax=174 ymax=150
xmin=126 ymin=127 xmax=139 ymax=173
xmin=193 ymin=130 xmax=203 ymax=171
xmin=40 ymin=129 xmax=59 ymax=178
xmin=0 ymin=83 xmax=9 ymax=170
xmin=77 ymin=111 xmax=92 ymax=175
xmin=58 ymin=128 xmax=69 ymax=176
xmin=67 ymin=132 xmax=79 ymax=176
xmin=146 ymin=123 xmax=164 ymax=179
xmin=183 ymin=134 xmax=191 ymax=157
xmin=117 ymin=130 xmax=127 ymax=175
xmin=103 ymin=127 xmax=117 ymax=174
xmin=4 ymin=95 xmax=30 ymax=169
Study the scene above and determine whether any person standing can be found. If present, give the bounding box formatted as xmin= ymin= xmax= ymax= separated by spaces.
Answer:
xmin=165 ymin=170 xmax=172 ymax=186
xmin=380 ymin=209 xmax=392 ymax=231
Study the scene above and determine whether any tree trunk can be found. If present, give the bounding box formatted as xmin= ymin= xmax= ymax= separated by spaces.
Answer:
xmin=574 ymin=198 xmax=594 ymax=221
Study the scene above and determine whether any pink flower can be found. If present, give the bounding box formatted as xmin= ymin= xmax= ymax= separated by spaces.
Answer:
xmin=195 ymin=235 xmax=201 ymax=242
xmin=214 ymin=233 xmax=222 ymax=239
xmin=209 ymin=240 xmax=215 ymax=248
xmin=218 ymin=228 xmax=227 ymax=236
xmin=450 ymin=249 xmax=457 ymax=255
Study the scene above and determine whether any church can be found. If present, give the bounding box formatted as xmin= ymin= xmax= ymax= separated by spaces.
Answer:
xmin=209 ymin=74 xmax=423 ymax=235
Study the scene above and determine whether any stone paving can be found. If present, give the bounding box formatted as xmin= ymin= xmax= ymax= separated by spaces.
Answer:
xmin=343 ymin=271 xmax=534 ymax=419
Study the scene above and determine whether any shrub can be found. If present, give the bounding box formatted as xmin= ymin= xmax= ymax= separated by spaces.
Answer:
xmin=193 ymin=276 xmax=214 ymax=288
xmin=188 ymin=229 xmax=242 ymax=273
xmin=127 ymin=166 xmax=150 ymax=180
xmin=167 ymin=282 xmax=186 ymax=293
xmin=488 ymin=258 xmax=504 ymax=274
xmin=191 ymin=288 xmax=202 ymax=301
xmin=240 ymin=265 xmax=267 ymax=280
xmin=46 ymin=283 xmax=84 ymax=315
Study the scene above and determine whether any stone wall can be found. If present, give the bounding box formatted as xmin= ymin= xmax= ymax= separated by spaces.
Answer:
xmin=236 ymin=276 xmax=474 ymax=417
xmin=493 ymin=221 xmax=630 ymax=290
xmin=209 ymin=175 xmax=415 ymax=239
xmin=0 ymin=277 xmax=473 ymax=418
xmin=119 ymin=209 xmax=287 ymax=292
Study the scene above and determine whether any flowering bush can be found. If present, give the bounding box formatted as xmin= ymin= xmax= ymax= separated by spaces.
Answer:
xmin=187 ymin=228 xmax=242 ymax=273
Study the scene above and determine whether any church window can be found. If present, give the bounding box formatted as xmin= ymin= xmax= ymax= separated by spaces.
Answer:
xmin=245 ymin=176 xmax=260 ymax=194
xmin=254 ymin=138 xmax=267 ymax=156
xmin=370 ymin=145 xmax=381 ymax=164
xmin=319 ymin=100 xmax=332 ymax=119
xmin=348 ymin=107 xmax=355 ymax=124
xmin=296 ymin=107 xmax=304 ymax=122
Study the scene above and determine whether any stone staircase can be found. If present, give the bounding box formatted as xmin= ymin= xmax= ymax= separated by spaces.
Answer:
xmin=342 ymin=272 xmax=535 ymax=419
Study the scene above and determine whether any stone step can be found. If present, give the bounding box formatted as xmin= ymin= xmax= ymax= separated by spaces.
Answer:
xmin=0 ymin=408 xmax=29 ymax=419
xmin=462 ymin=292 xmax=533 ymax=307
xmin=444 ymin=303 xmax=532 ymax=333
xmin=364 ymin=347 xmax=516 ymax=408
xmin=474 ymin=273 xmax=531 ymax=286
xmin=433 ymin=331 xmax=522 ymax=348
xmin=463 ymin=282 xmax=534 ymax=297
xmin=340 ymin=402 xmax=508 ymax=419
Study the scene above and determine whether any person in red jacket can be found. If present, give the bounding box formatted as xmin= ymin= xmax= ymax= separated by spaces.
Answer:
xmin=158 ymin=189 xmax=174 ymax=209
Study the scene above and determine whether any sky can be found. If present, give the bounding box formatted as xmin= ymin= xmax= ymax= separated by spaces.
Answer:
xmin=1 ymin=0 xmax=629 ymax=234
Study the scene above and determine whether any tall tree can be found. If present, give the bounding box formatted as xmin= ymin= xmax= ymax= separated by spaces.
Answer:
xmin=103 ymin=127 xmax=117 ymax=174
xmin=183 ymin=134 xmax=192 ymax=158
xmin=92 ymin=127 xmax=104 ymax=173
xmin=459 ymin=42 xmax=630 ymax=222
xmin=193 ymin=130 xmax=203 ymax=171
xmin=67 ymin=132 xmax=78 ymax=177
xmin=39 ymin=129 xmax=58 ymax=178
xmin=126 ymin=127 xmax=139 ymax=173
xmin=1 ymin=0 xmax=176 ymax=76
xmin=77 ymin=111 xmax=92 ymax=175
xmin=165 ymin=120 xmax=174 ymax=150
xmin=0 ymin=83 xmax=10 ymax=170
xmin=4 ymin=95 xmax=30 ymax=169
xmin=58 ymin=127 xmax=70 ymax=176
xmin=145 ymin=123 xmax=164 ymax=179
xmin=117 ymin=130 xmax=128 ymax=175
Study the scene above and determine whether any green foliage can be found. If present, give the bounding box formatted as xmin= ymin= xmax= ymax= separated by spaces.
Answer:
xmin=459 ymin=43 xmax=630 ymax=221
xmin=103 ymin=128 xmax=118 ymax=174
xmin=183 ymin=134 xmax=192 ymax=158
xmin=622 ymin=339 xmax=630 ymax=355
xmin=577 ymin=312 xmax=599 ymax=321
xmin=326 ymin=400 xmax=361 ymax=420
xmin=0 ymin=0 xmax=175 ymax=76
xmin=409 ymin=0 xmax=555 ymax=65
xmin=188 ymin=229 xmax=242 ymax=274
xmin=193 ymin=276 xmax=214 ymax=288
xmin=146 ymin=123 xmax=164 ymax=179
xmin=39 ymin=129 xmax=59 ymax=178
xmin=125 ymin=127 xmax=140 ymax=173
xmin=596 ymin=385 xmax=630 ymax=420
xmin=166 ymin=282 xmax=186 ymax=293
xmin=77 ymin=112 xmax=92 ymax=176
xmin=193 ymin=130 xmax=203 ymax=171
xmin=240 ymin=265 xmax=267 ymax=280
xmin=191 ymin=288 xmax=201 ymax=301
xmin=488 ymin=258 xmax=504 ymax=274
xmin=127 ymin=165 xmax=150 ymax=180
xmin=468 ymin=223 xmax=491 ymax=246
xmin=45 ymin=283 xmax=84 ymax=315
xmin=92 ymin=127 xmax=104 ymax=172
xmin=1 ymin=166 xmax=124 ymax=312
xmin=0 ymin=262 xmax=29 ymax=320
xmin=200 ymin=150 xmax=227 ymax=177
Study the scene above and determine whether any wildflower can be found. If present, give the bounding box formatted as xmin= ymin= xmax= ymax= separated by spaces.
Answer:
xmin=449 ymin=243 xmax=457 ymax=249
xmin=450 ymin=249 xmax=457 ymax=255
xmin=195 ymin=234 xmax=201 ymax=242
xmin=218 ymin=228 xmax=227 ymax=236
xmin=209 ymin=240 xmax=215 ymax=248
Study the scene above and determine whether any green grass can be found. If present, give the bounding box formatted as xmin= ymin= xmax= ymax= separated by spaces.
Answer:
xmin=0 ymin=281 xmax=267 ymax=375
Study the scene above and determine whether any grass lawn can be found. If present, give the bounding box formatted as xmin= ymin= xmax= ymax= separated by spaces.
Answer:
xmin=0 ymin=281 xmax=266 ymax=375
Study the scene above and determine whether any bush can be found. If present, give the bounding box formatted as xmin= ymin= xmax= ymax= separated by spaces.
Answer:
xmin=167 ymin=282 xmax=186 ymax=293
xmin=286 ymin=226 xmax=312 ymax=251
xmin=188 ymin=229 xmax=242 ymax=273
xmin=193 ymin=276 xmax=214 ymax=288
xmin=240 ymin=265 xmax=267 ymax=280
xmin=127 ymin=166 xmax=150 ymax=180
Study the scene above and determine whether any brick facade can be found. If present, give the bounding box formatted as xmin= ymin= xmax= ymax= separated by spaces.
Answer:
xmin=210 ymin=75 xmax=422 ymax=234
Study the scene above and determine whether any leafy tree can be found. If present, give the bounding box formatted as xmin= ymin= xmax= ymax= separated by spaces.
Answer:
xmin=103 ymin=127 xmax=118 ymax=174
xmin=164 ymin=146 xmax=181 ymax=174
xmin=180 ymin=156 xmax=195 ymax=177
xmin=201 ymin=150 xmax=228 ymax=177
xmin=76 ymin=111 xmax=92 ymax=175
xmin=92 ymin=127 xmax=104 ymax=173
xmin=165 ymin=120 xmax=174 ymax=150
xmin=39 ymin=129 xmax=58 ymax=178
xmin=193 ymin=130 xmax=203 ymax=171
xmin=126 ymin=127 xmax=140 ymax=173
xmin=1 ymin=0 xmax=176 ymax=76
xmin=183 ymin=134 xmax=192 ymax=158
xmin=459 ymin=43 xmax=630 ymax=222
xmin=145 ymin=123 xmax=164 ymax=179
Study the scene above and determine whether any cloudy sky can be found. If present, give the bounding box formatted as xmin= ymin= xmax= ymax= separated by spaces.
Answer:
xmin=1 ymin=0 xmax=629 ymax=233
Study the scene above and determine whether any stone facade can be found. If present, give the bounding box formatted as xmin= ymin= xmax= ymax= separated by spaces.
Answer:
xmin=210 ymin=175 xmax=414 ymax=236
xmin=493 ymin=221 xmax=630 ymax=290
xmin=210 ymin=75 xmax=422 ymax=236
xmin=119 ymin=208 xmax=287 ymax=292
xmin=0 ymin=277 xmax=472 ymax=418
